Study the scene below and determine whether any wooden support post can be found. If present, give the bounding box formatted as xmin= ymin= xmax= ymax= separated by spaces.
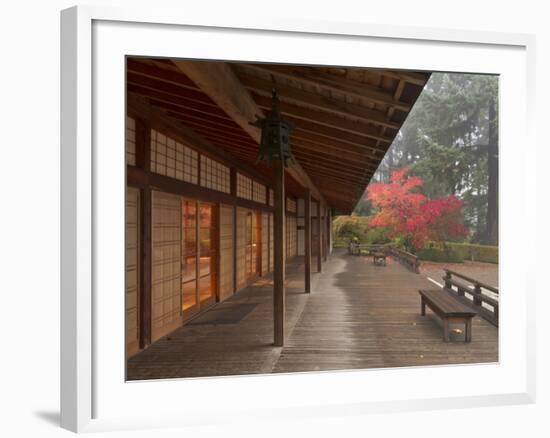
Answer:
xmin=317 ymin=200 xmax=323 ymax=273
xmin=230 ymin=167 xmax=237 ymax=294
xmin=473 ymin=284 xmax=483 ymax=307
xmin=273 ymin=159 xmax=286 ymax=346
xmin=323 ymin=206 xmax=328 ymax=262
xmin=136 ymin=118 xmax=152 ymax=349
xmin=195 ymin=201 xmax=201 ymax=307
xmin=327 ymin=208 xmax=332 ymax=256
xmin=465 ymin=319 xmax=472 ymax=343
xmin=304 ymin=190 xmax=312 ymax=294
xmin=329 ymin=208 xmax=334 ymax=255
xmin=139 ymin=188 xmax=152 ymax=348
xmin=444 ymin=270 xmax=452 ymax=289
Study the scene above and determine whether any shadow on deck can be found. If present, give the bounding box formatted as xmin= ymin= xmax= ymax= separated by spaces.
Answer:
xmin=127 ymin=249 xmax=498 ymax=380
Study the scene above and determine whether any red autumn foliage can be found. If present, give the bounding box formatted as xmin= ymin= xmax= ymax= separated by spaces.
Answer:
xmin=367 ymin=167 xmax=468 ymax=250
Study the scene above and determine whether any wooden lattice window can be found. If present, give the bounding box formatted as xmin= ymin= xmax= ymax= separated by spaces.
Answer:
xmin=252 ymin=181 xmax=266 ymax=204
xmin=200 ymin=155 xmax=231 ymax=194
xmin=126 ymin=116 xmax=136 ymax=166
xmin=236 ymin=173 xmax=253 ymax=200
xmin=287 ymin=197 xmax=297 ymax=213
xmin=150 ymin=129 xmax=198 ymax=184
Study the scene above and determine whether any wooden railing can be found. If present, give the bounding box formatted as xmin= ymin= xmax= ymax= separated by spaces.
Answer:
xmin=443 ymin=269 xmax=499 ymax=326
xmin=348 ymin=243 xmax=420 ymax=274
xmin=348 ymin=243 xmax=388 ymax=256
xmin=389 ymin=247 xmax=420 ymax=274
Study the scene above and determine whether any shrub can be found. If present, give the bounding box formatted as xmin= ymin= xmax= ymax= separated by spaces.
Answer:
xmin=417 ymin=245 xmax=464 ymax=263
xmin=332 ymin=215 xmax=390 ymax=245
xmin=420 ymin=241 xmax=499 ymax=264
xmin=365 ymin=227 xmax=390 ymax=244
xmin=332 ymin=216 xmax=369 ymax=242
xmin=447 ymin=242 xmax=498 ymax=264
xmin=333 ymin=238 xmax=350 ymax=248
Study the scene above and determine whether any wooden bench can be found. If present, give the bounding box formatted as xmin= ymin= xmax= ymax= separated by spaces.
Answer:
xmin=418 ymin=289 xmax=477 ymax=342
xmin=372 ymin=251 xmax=387 ymax=266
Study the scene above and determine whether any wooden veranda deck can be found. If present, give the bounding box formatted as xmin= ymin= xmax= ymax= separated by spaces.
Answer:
xmin=127 ymin=250 xmax=498 ymax=380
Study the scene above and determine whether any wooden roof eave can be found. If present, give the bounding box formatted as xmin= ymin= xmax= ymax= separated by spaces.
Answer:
xmin=173 ymin=59 xmax=326 ymax=206
xmin=128 ymin=57 xmax=429 ymax=214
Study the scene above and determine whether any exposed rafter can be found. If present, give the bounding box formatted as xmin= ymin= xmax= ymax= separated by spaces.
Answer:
xmin=238 ymin=73 xmax=401 ymax=129
xmin=253 ymin=93 xmax=400 ymax=133
xmin=241 ymin=63 xmax=412 ymax=111
xmin=127 ymin=58 xmax=430 ymax=214
xmin=173 ymin=60 xmax=325 ymax=204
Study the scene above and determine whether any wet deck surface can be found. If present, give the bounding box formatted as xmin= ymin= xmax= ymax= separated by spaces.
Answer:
xmin=127 ymin=250 xmax=498 ymax=380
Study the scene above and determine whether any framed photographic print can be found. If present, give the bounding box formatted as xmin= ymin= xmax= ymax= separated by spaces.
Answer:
xmin=61 ymin=5 xmax=536 ymax=433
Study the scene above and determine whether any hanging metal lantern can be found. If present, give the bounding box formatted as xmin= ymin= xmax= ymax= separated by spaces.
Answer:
xmin=251 ymin=89 xmax=295 ymax=167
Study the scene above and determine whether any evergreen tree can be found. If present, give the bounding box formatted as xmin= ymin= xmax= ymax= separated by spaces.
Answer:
xmin=361 ymin=73 xmax=498 ymax=244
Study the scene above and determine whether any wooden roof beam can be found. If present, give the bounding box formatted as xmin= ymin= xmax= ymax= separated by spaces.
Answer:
xmin=375 ymin=79 xmax=407 ymax=150
xmin=152 ymin=93 xmax=393 ymax=153
xmin=304 ymin=165 xmax=366 ymax=183
xmin=165 ymin=112 xmax=255 ymax=140
xmin=380 ymin=70 xmax=427 ymax=86
xmin=128 ymin=84 xmax=231 ymax=122
xmin=292 ymin=119 xmax=390 ymax=149
xmin=254 ymin=96 xmax=397 ymax=144
xmin=312 ymin=186 xmax=360 ymax=203
xmin=127 ymin=58 xmax=199 ymax=90
xmin=198 ymin=133 xmax=376 ymax=176
xmin=173 ymin=60 xmax=325 ymax=204
xmin=290 ymin=133 xmax=382 ymax=162
xmin=239 ymin=73 xmax=402 ymax=129
xmin=253 ymin=93 xmax=399 ymax=132
xmin=292 ymin=148 xmax=377 ymax=173
xmin=127 ymin=72 xmax=216 ymax=108
xmin=241 ymin=64 xmax=412 ymax=112
xmin=293 ymin=153 xmax=374 ymax=180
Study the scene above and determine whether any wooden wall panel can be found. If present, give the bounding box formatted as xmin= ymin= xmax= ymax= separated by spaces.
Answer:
xmin=312 ymin=214 xmax=320 ymax=257
xmin=235 ymin=207 xmax=247 ymax=291
xmin=261 ymin=212 xmax=268 ymax=275
xmin=151 ymin=191 xmax=182 ymax=342
xmin=219 ymin=204 xmax=234 ymax=301
xmin=126 ymin=187 xmax=140 ymax=356
xmin=286 ymin=215 xmax=297 ymax=259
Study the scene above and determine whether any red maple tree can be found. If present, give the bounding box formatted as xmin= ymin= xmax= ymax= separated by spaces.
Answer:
xmin=367 ymin=168 xmax=468 ymax=250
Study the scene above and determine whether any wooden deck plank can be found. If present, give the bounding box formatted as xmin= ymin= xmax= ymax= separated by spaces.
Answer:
xmin=127 ymin=250 xmax=498 ymax=380
xmin=276 ymin=254 xmax=498 ymax=372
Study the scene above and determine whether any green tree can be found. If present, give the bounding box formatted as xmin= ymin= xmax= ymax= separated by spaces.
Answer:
xmin=368 ymin=73 xmax=498 ymax=244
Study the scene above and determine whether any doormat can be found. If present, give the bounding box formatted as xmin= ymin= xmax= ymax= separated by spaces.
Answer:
xmin=188 ymin=303 xmax=257 ymax=325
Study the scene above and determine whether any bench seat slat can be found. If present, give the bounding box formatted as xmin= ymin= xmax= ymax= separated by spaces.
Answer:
xmin=419 ymin=289 xmax=477 ymax=317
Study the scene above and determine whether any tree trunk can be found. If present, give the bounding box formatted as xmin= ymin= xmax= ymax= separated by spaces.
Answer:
xmin=485 ymin=96 xmax=498 ymax=245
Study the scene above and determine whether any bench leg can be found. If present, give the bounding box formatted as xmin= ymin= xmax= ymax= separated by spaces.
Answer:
xmin=465 ymin=319 xmax=472 ymax=342
xmin=443 ymin=319 xmax=450 ymax=342
xmin=421 ymin=297 xmax=426 ymax=316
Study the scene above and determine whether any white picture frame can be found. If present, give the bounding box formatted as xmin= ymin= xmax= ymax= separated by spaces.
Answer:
xmin=60 ymin=5 xmax=536 ymax=433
